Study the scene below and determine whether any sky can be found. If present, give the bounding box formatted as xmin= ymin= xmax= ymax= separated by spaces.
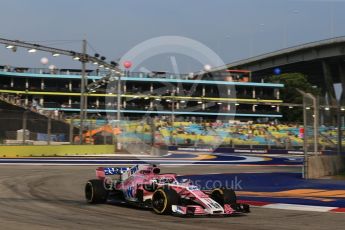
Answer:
xmin=0 ymin=0 xmax=344 ymax=73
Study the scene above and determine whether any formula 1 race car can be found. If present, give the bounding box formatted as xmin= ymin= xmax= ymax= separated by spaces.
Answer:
xmin=85 ymin=164 xmax=249 ymax=216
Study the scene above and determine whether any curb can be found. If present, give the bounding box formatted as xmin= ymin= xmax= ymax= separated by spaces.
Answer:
xmin=239 ymin=200 xmax=345 ymax=213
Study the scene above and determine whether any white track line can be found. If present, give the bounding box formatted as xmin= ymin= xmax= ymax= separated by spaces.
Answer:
xmin=262 ymin=203 xmax=336 ymax=213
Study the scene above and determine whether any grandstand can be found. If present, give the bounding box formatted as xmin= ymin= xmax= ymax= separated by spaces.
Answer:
xmin=0 ymin=66 xmax=283 ymax=120
xmin=0 ymin=65 xmax=342 ymax=149
xmin=0 ymin=65 xmax=285 ymax=145
xmin=116 ymin=120 xmax=344 ymax=150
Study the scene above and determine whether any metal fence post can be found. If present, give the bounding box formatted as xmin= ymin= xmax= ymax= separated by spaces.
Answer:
xmin=22 ymin=110 xmax=28 ymax=145
xmin=337 ymin=105 xmax=342 ymax=155
xmin=303 ymin=97 xmax=308 ymax=179
xmin=150 ymin=118 xmax=155 ymax=147
xmin=313 ymin=96 xmax=319 ymax=155
xmin=116 ymin=73 xmax=122 ymax=151
xmin=69 ymin=117 xmax=74 ymax=144
xmin=47 ymin=112 xmax=51 ymax=145
xmin=297 ymin=89 xmax=319 ymax=179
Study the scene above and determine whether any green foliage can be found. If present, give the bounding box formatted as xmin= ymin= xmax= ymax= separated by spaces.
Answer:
xmin=268 ymin=73 xmax=320 ymax=122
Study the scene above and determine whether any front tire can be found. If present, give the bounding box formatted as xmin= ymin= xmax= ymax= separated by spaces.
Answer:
xmin=210 ymin=188 xmax=237 ymax=206
xmin=85 ymin=179 xmax=108 ymax=204
xmin=152 ymin=188 xmax=179 ymax=214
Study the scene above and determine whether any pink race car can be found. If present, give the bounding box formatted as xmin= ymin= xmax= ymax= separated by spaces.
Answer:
xmin=85 ymin=164 xmax=249 ymax=216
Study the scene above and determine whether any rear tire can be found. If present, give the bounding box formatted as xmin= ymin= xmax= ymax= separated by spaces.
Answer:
xmin=210 ymin=188 xmax=237 ymax=206
xmin=85 ymin=179 xmax=108 ymax=204
xmin=152 ymin=188 xmax=179 ymax=214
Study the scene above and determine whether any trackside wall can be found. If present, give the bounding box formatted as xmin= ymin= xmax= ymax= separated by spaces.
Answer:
xmin=0 ymin=145 xmax=115 ymax=157
xmin=307 ymin=155 xmax=345 ymax=178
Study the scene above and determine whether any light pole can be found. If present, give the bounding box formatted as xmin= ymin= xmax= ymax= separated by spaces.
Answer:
xmin=79 ymin=39 xmax=87 ymax=144
xmin=116 ymin=61 xmax=132 ymax=150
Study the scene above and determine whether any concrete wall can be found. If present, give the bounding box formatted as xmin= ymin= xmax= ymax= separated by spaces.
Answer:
xmin=0 ymin=145 xmax=115 ymax=157
xmin=306 ymin=155 xmax=345 ymax=178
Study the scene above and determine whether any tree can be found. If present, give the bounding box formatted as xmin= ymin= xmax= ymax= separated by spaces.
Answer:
xmin=268 ymin=73 xmax=320 ymax=122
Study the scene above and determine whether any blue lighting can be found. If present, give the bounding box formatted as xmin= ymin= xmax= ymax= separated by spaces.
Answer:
xmin=273 ymin=68 xmax=281 ymax=75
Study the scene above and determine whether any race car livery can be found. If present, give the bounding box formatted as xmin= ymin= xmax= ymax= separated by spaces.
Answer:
xmin=85 ymin=164 xmax=249 ymax=216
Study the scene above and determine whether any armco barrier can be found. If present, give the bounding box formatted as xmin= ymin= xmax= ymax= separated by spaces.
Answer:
xmin=0 ymin=145 xmax=115 ymax=157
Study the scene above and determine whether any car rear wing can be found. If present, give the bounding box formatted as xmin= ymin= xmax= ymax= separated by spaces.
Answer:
xmin=96 ymin=167 xmax=130 ymax=178
xmin=96 ymin=164 xmax=155 ymax=180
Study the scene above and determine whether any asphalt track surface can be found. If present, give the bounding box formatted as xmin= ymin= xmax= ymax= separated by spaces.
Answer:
xmin=0 ymin=165 xmax=344 ymax=230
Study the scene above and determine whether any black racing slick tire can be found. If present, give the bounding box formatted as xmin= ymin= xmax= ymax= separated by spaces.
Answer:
xmin=85 ymin=179 xmax=108 ymax=204
xmin=152 ymin=188 xmax=179 ymax=214
xmin=210 ymin=188 xmax=237 ymax=206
